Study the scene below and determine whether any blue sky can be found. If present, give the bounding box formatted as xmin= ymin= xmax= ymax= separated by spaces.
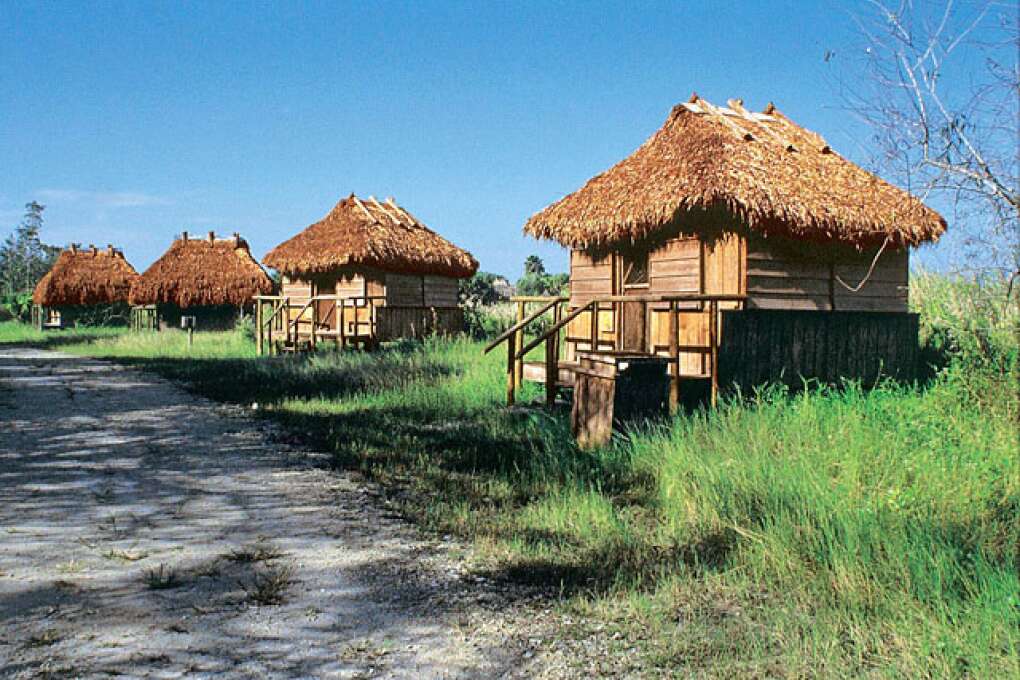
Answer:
xmin=0 ymin=1 xmax=972 ymax=277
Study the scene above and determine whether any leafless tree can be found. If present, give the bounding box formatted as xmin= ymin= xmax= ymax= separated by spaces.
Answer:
xmin=836 ymin=0 xmax=1018 ymax=294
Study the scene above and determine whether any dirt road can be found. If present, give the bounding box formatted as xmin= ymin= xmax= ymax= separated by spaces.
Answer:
xmin=0 ymin=348 xmax=547 ymax=679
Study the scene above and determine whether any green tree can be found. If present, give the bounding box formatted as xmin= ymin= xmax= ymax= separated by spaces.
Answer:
xmin=523 ymin=255 xmax=546 ymax=276
xmin=459 ymin=271 xmax=501 ymax=308
xmin=0 ymin=201 xmax=61 ymax=297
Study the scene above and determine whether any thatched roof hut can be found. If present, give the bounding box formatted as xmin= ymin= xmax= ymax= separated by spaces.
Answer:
xmin=129 ymin=232 xmax=273 ymax=308
xmin=33 ymin=244 xmax=139 ymax=307
xmin=263 ymin=194 xmax=478 ymax=279
xmin=524 ymin=95 xmax=946 ymax=250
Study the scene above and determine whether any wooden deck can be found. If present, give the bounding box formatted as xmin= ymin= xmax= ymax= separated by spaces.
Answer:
xmin=254 ymin=294 xmax=464 ymax=354
xmin=487 ymin=293 xmax=743 ymax=408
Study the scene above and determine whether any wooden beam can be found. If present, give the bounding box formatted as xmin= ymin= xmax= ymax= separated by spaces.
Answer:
xmin=545 ymin=335 xmax=557 ymax=407
xmin=701 ymin=99 xmax=754 ymax=141
xmin=727 ymin=98 xmax=797 ymax=151
xmin=352 ymin=195 xmax=376 ymax=222
xmin=256 ymin=300 xmax=263 ymax=355
xmin=668 ymin=301 xmax=680 ymax=413
xmin=339 ymin=299 xmax=346 ymax=350
xmin=370 ymin=196 xmax=402 ymax=225
xmin=506 ymin=338 xmax=516 ymax=406
xmin=310 ymin=297 xmax=318 ymax=351
xmin=709 ymin=300 xmax=719 ymax=406
xmin=514 ymin=300 xmax=525 ymax=386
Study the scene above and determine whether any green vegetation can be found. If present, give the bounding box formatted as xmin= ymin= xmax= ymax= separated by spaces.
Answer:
xmin=1 ymin=273 xmax=1016 ymax=677
xmin=0 ymin=321 xmax=123 ymax=345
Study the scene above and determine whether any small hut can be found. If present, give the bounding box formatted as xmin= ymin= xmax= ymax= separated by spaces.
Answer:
xmin=504 ymin=95 xmax=946 ymax=409
xmin=259 ymin=194 xmax=478 ymax=352
xmin=129 ymin=231 xmax=273 ymax=331
xmin=32 ymin=244 xmax=139 ymax=329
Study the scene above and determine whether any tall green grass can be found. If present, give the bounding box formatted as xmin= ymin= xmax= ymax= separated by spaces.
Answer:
xmin=0 ymin=273 xmax=1015 ymax=677
xmin=0 ymin=320 xmax=125 ymax=345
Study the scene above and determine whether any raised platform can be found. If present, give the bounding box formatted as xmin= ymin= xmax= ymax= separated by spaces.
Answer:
xmin=522 ymin=359 xmax=712 ymax=386
xmin=522 ymin=360 xmax=579 ymax=388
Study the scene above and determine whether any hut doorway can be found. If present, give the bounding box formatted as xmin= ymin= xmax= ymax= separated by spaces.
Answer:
xmin=617 ymin=247 xmax=650 ymax=352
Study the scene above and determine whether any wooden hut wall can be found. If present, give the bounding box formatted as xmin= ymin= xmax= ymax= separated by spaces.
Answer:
xmin=568 ymin=250 xmax=613 ymax=306
xmin=833 ymin=250 xmax=909 ymax=311
xmin=335 ymin=271 xmax=367 ymax=298
xmin=157 ymin=304 xmax=239 ymax=331
xmin=745 ymin=234 xmax=908 ymax=312
xmin=645 ymin=235 xmax=744 ymax=374
xmin=567 ymin=250 xmax=615 ymax=350
xmin=385 ymin=273 xmax=423 ymax=306
xmin=648 ymin=238 xmax=700 ymax=295
xmin=423 ymin=275 xmax=458 ymax=307
xmin=377 ymin=272 xmax=462 ymax=339
xmin=381 ymin=273 xmax=458 ymax=308
xmin=280 ymin=275 xmax=315 ymax=336
xmin=717 ymin=309 xmax=919 ymax=391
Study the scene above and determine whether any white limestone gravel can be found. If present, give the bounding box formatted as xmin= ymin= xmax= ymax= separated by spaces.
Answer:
xmin=0 ymin=347 xmax=576 ymax=679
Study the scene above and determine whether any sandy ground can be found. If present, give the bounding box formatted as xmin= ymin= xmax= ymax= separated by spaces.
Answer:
xmin=0 ymin=348 xmax=564 ymax=679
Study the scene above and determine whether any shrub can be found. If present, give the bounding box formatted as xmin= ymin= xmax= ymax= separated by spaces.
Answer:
xmin=0 ymin=292 xmax=33 ymax=323
xmin=911 ymin=269 xmax=1018 ymax=375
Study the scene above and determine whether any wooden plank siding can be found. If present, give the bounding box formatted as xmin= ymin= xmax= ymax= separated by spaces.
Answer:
xmin=746 ymin=235 xmax=909 ymax=312
xmin=385 ymin=273 xmax=424 ymax=307
xmin=569 ymin=250 xmax=613 ymax=307
xmin=376 ymin=306 xmax=463 ymax=340
xmin=648 ymin=237 xmax=700 ymax=295
xmin=717 ymin=309 xmax=919 ymax=391
xmin=423 ymin=275 xmax=459 ymax=307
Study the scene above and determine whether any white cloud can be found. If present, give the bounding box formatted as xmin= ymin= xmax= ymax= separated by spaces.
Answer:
xmin=36 ymin=189 xmax=172 ymax=209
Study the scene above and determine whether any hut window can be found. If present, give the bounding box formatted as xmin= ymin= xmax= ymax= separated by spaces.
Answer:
xmin=622 ymin=250 xmax=649 ymax=288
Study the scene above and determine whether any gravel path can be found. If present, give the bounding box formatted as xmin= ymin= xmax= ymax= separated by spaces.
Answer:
xmin=0 ymin=348 xmax=556 ymax=679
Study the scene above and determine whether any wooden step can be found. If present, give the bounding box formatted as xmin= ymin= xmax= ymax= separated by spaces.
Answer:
xmin=522 ymin=360 xmax=579 ymax=388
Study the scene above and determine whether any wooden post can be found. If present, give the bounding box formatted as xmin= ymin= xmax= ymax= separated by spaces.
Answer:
xmin=284 ymin=299 xmax=291 ymax=347
xmin=256 ymin=300 xmax=263 ymax=356
xmin=335 ymin=297 xmax=341 ymax=350
xmin=709 ymin=300 xmax=719 ymax=407
xmin=188 ymin=326 xmax=194 ymax=350
xmin=514 ymin=300 xmax=525 ymax=386
xmin=545 ymin=334 xmax=557 ymax=407
xmin=554 ymin=301 xmax=563 ymax=360
xmin=310 ymin=298 xmax=318 ymax=351
xmin=506 ymin=338 xmax=516 ymax=406
xmin=589 ymin=302 xmax=598 ymax=351
xmin=668 ymin=300 xmax=680 ymax=414
xmin=339 ymin=301 xmax=346 ymax=350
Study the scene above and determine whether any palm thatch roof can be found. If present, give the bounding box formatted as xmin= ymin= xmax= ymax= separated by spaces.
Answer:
xmin=524 ymin=95 xmax=947 ymax=250
xmin=263 ymin=194 xmax=479 ymax=278
xmin=33 ymin=244 xmax=139 ymax=307
xmin=129 ymin=232 xmax=273 ymax=307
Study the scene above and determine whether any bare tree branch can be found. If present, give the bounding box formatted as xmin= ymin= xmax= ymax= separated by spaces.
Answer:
xmin=836 ymin=0 xmax=1019 ymax=286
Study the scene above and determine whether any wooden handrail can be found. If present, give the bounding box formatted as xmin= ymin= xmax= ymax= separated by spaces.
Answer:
xmin=483 ymin=297 xmax=565 ymax=354
xmin=580 ymin=293 xmax=747 ymax=304
xmin=286 ymin=298 xmax=316 ymax=333
xmin=261 ymin=296 xmax=291 ymax=330
xmin=510 ymin=295 xmax=568 ymax=303
xmin=517 ymin=301 xmax=594 ymax=358
xmin=518 ymin=293 xmax=746 ymax=359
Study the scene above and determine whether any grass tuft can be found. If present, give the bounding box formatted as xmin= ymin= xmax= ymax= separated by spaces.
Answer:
xmin=240 ymin=564 xmax=294 ymax=605
xmin=143 ymin=563 xmax=181 ymax=590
